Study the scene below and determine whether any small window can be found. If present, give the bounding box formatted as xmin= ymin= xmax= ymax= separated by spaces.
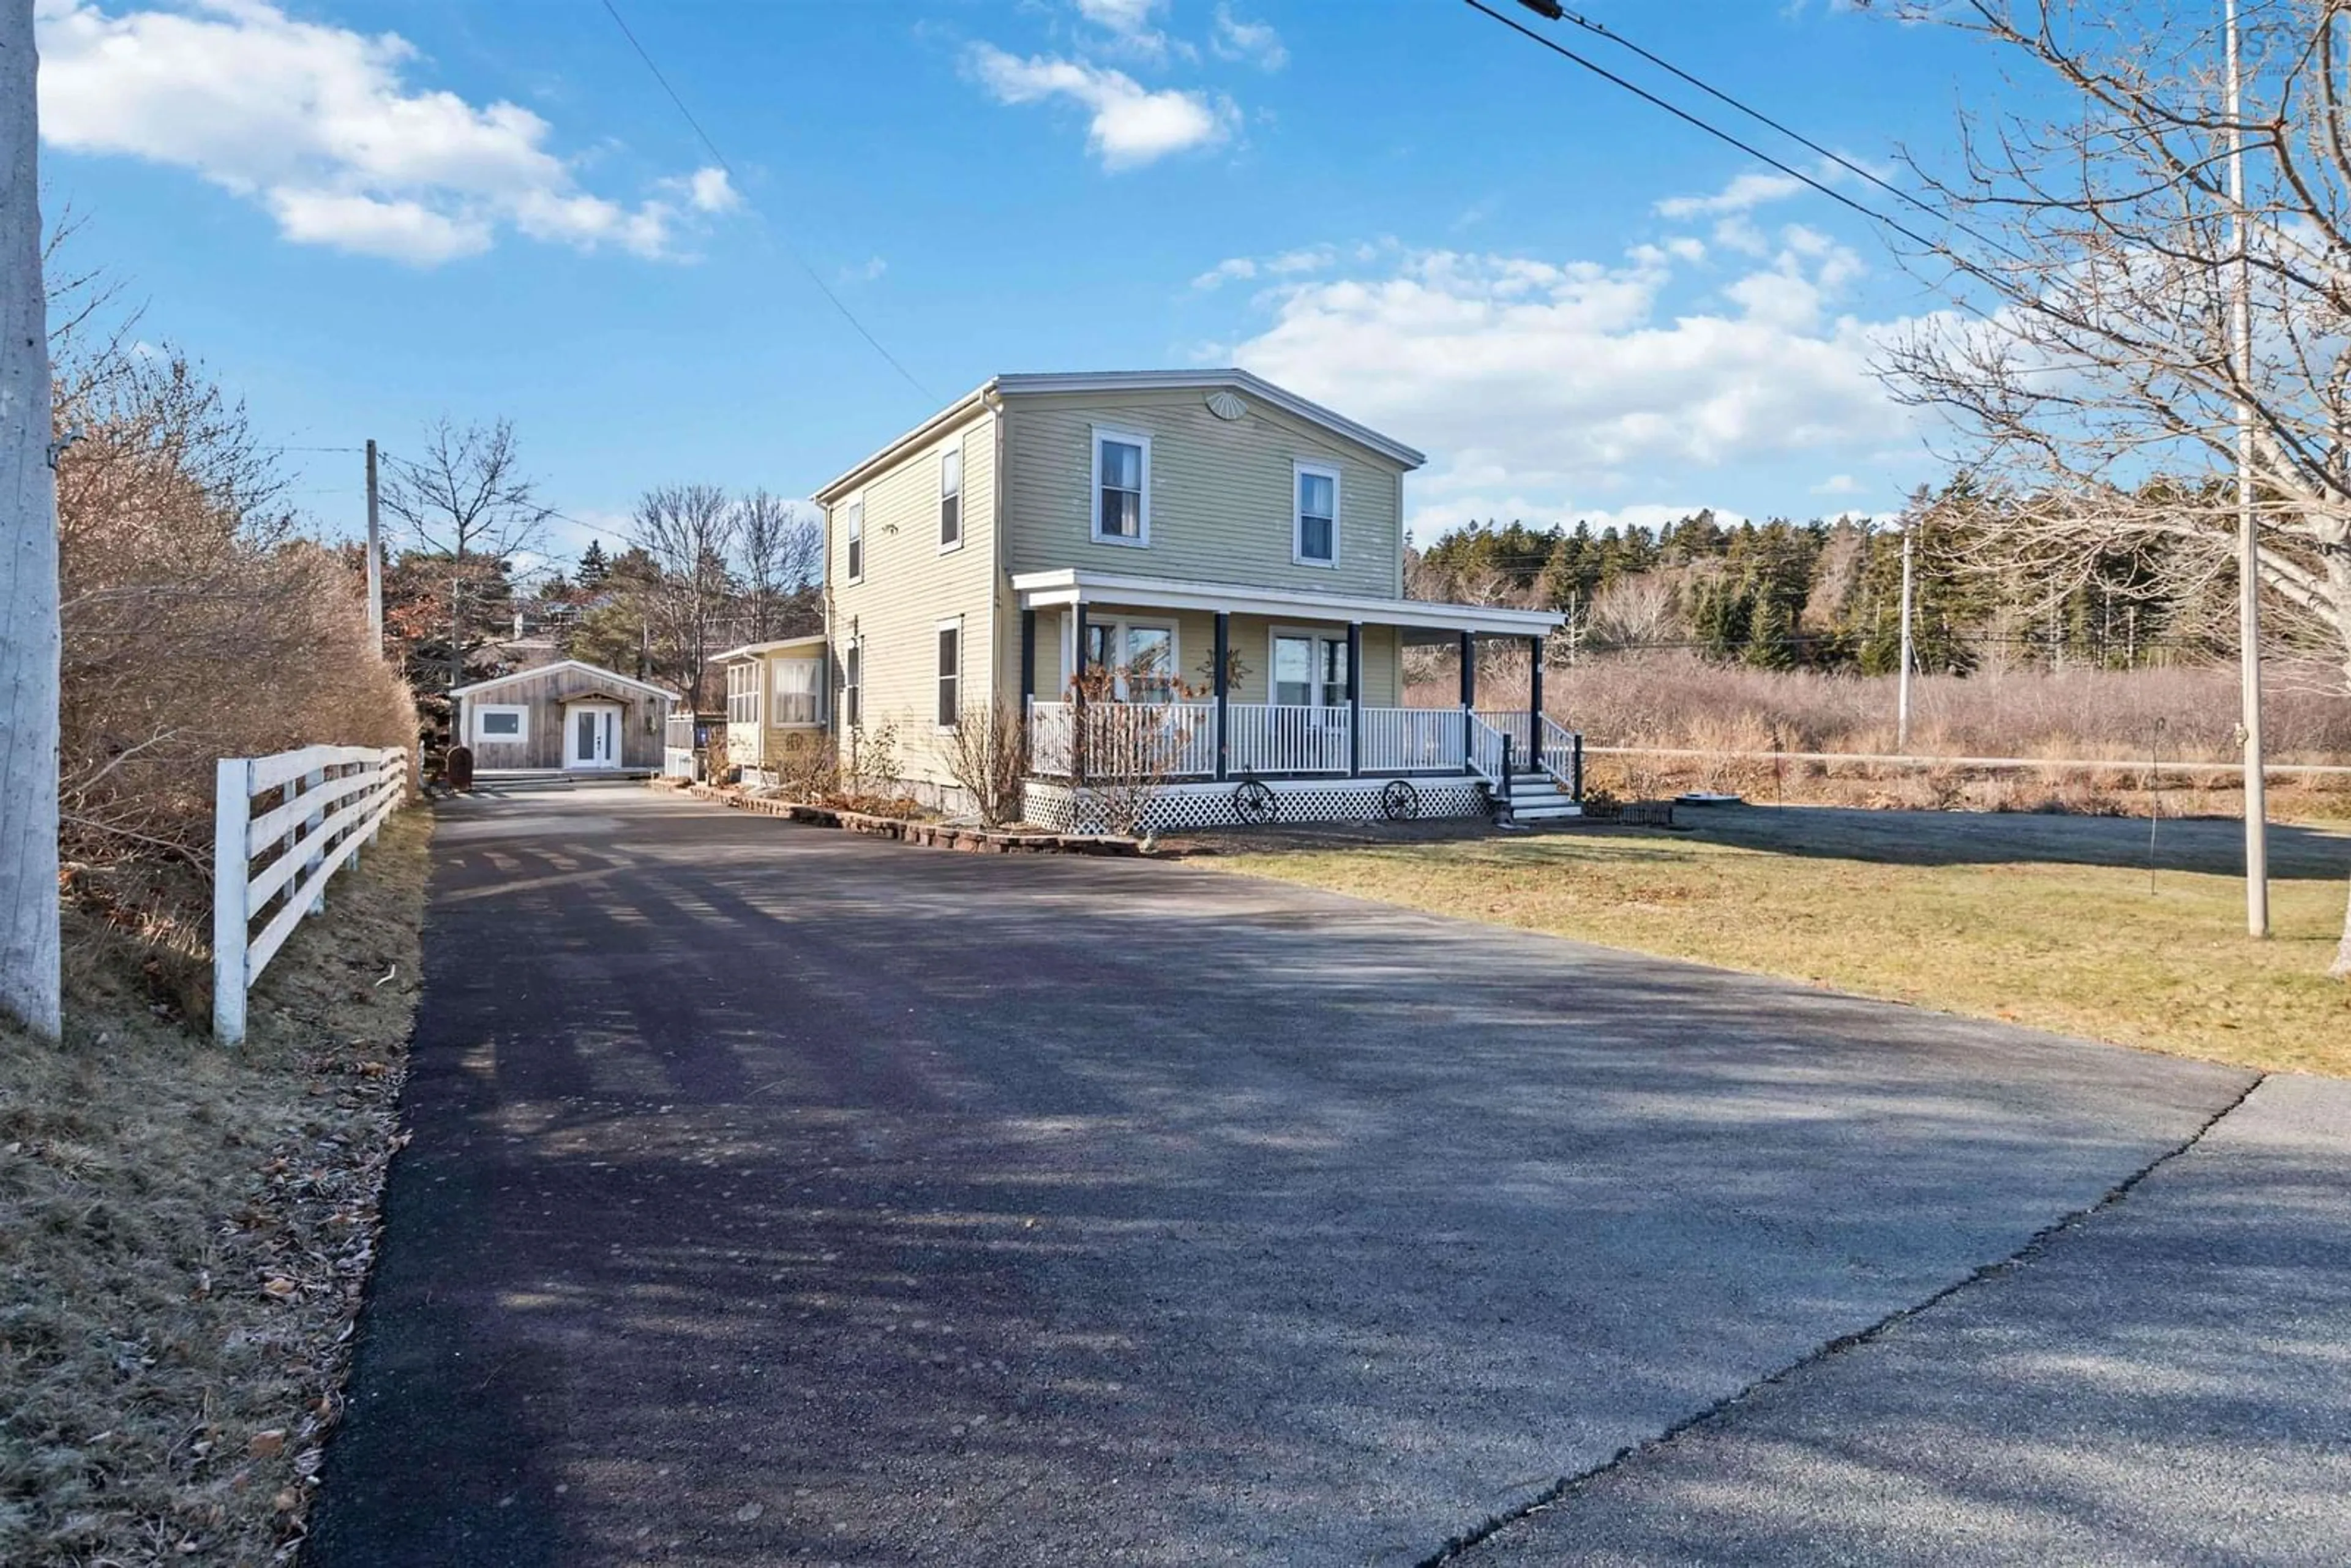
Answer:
xmin=772 ymin=659 xmax=821 ymax=726
xmin=473 ymin=704 xmax=528 ymax=743
xmin=1093 ymin=429 xmax=1149 ymax=545
xmin=841 ymin=642 xmax=862 ymax=730
xmin=1295 ymin=462 xmax=1339 ymax=566
xmin=845 ymin=501 xmax=864 ymax=582
xmin=726 ymin=663 xmax=760 ymax=726
xmin=940 ymin=447 xmax=962 ymax=549
xmin=936 ymin=623 xmax=961 ymax=729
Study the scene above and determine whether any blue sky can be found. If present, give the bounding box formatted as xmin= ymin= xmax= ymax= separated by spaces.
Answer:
xmin=33 ymin=0 xmax=2022 ymax=565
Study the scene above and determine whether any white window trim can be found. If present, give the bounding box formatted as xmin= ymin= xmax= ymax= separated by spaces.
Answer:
xmin=1090 ymin=425 xmax=1152 ymax=548
xmin=1074 ymin=613 xmax=1181 ymax=702
xmin=1268 ymin=625 xmax=1352 ymax=710
xmin=935 ymin=617 xmax=963 ymax=732
xmin=844 ymin=498 xmax=866 ymax=585
xmin=939 ymin=445 xmax=964 ymax=555
xmin=1293 ymin=460 xmax=1341 ymax=569
xmin=472 ymin=703 xmax=530 ymax=744
xmin=770 ymin=658 xmax=825 ymax=729
xmin=839 ymin=638 xmax=862 ymax=732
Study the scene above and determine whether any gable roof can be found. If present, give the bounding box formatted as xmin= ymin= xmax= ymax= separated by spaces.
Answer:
xmin=448 ymin=659 xmax=678 ymax=702
xmin=812 ymin=369 xmax=1425 ymax=503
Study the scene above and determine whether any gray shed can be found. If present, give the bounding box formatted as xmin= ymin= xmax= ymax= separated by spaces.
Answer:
xmin=450 ymin=660 xmax=677 ymax=776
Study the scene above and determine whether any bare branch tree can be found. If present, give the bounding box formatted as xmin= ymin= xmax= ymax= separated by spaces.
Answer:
xmin=629 ymin=482 xmax=737 ymax=705
xmin=730 ymin=489 xmax=822 ymax=642
xmin=1869 ymin=0 xmax=2351 ymax=975
xmin=380 ymin=417 xmax=549 ymax=700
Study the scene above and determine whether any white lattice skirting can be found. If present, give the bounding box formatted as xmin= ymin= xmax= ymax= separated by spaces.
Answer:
xmin=1023 ymin=777 xmax=1493 ymax=835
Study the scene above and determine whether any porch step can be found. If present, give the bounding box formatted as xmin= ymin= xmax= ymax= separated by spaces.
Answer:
xmin=1510 ymin=797 xmax=1583 ymax=822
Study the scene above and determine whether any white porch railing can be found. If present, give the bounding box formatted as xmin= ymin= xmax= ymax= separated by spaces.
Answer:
xmin=1474 ymin=710 xmax=1535 ymax=759
xmin=1029 ymin=700 xmax=1216 ymax=779
xmin=1466 ymin=711 xmax=1510 ymax=788
xmin=212 ymin=745 xmax=409 ymax=1045
xmin=1359 ymin=707 xmax=1465 ymax=773
xmin=1231 ymin=704 xmax=1350 ymax=775
xmin=1539 ymin=715 xmax=1581 ymax=791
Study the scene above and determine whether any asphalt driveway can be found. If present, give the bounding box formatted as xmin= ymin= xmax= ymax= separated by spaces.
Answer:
xmin=306 ymin=787 xmax=2344 ymax=1566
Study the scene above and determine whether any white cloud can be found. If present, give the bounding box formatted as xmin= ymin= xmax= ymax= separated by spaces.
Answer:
xmin=1072 ymin=0 xmax=1187 ymax=61
xmin=34 ymin=0 xmax=733 ymax=265
xmin=1210 ymin=4 xmax=1288 ymax=70
xmin=1190 ymin=245 xmax=1337 ymax=291
xmin=966 ymin=44 xmax=1237 ymax=170
xmin=1812 ymin=473 xmax=1864 ymax=495
xmin=1207 ymin=234 xmax=1921 ymax=535
xmin=841 ymin=255 xmax=888 ymax=283
xmin=1655 ymin=170 xmax=1807 ymax=220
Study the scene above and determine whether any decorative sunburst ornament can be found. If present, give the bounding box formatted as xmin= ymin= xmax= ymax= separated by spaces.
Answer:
xmin=1205 ymin=390 xmax=1247 ymax=421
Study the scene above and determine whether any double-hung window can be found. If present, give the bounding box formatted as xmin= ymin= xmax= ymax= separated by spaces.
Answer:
xmin=841 ymin=642 xmax=861 ymax=730
xmin=939 ymin=447 xmax=963 ymax=549
xmin=1092 ymin=428 xmax=1149 ymax=546
xmin=726 ymin=663 xmax=760 ymax=727
xmin=1294 ymin=462 xmax=1340 ymax=566
xmin=936 ymin=621 xmax=961 ymax=729
xmin=844 ymin=500 xmax=864 ymax=582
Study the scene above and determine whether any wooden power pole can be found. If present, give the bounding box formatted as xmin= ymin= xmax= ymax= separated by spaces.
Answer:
xmin=365 ymin=438 xmax=384 ymax=648
xmin=1896 ymin=526 xmax=1915 ymax=752
xmin=2226 ymin=0 xmax=2271 ymax=937
xmin=0 ymin=0 xmax=62 ymax=1038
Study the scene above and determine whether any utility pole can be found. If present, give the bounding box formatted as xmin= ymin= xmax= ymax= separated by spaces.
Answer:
xmin=1896 ymin=525 xmax=1915 ymax=752
xmin=2227 ymin=0 xmax=2271 ymax=937
xmin=0 ymin=0 xmax=61 ymax=1039
xmin=364 ymin=438 xmax=384 ymax=649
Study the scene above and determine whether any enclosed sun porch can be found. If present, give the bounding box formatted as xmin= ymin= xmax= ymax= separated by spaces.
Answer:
xmin=1012 ymin=570 xmax=1578 ymax=830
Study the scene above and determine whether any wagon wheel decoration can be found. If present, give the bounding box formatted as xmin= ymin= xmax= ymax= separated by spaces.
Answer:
xmin=1232 ymin=778 xmax=1278 ymax=824
xmin=1378 ymin=779 xmax=1421 ymax=821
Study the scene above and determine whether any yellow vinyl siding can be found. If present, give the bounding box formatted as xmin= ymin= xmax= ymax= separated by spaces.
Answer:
xmin=826 ymin=408 xmax=998 ymax=787
xmin=1003 ymin=388 xmax=1406 ymax=598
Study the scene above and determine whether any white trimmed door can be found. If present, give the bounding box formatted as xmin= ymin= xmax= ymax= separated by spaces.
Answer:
xmin=566 ymin=702 xmax=622 ymax=770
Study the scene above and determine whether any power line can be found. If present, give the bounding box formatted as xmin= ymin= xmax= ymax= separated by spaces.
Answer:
xmin=596 ymin=0 xmax=934 ymax=403
xmin=1544 ymin=6 xmax=2027 ymax=265
xmin=1464 ymin=0 xmax=1955 ymax=258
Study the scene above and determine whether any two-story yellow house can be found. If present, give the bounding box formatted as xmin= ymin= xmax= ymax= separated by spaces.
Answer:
xmin=760 ymin=369 xmax=1574 ymax=830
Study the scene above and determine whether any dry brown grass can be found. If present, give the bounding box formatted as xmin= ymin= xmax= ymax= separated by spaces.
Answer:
xmin=1414 ymin=653 xmax=2351 ymax=818
xmin=0 ymin=809 xmax=429 ymax=1566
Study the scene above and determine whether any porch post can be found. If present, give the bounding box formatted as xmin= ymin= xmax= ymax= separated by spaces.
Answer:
xmin=1072 ymin=602 xmax=1089 ymax=789
xmin=1073 ymin=603 xmax=1090 ymax=688
xmin=1528 ymin=633 xmax=1543 ymax=765
xmin=1213 ymin=611 xmax=1231 ymax=782
xmin=1458 ymin=629 xmax=1476 ymax=764
xmin=1020 ymin=609 xmax=1037 ymax=702
xmin=1346 ymin=621 xmax=1362 ymax=777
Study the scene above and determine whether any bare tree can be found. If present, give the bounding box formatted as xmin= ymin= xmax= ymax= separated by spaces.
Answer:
xmin=2 ymin=0 xmax=60 ymax=1036
xmin=1870 ymin=0 xmax=2351 ymax=975
xmin=380 ymin=418 xmax=549 ymax=699
xmin=630 ymin=482 xmax=737 ymax=705
xmin=1583 ymin=572 xmax=1685 ymax=653
xmin=731 ymin=489 xmax=822 ymax=641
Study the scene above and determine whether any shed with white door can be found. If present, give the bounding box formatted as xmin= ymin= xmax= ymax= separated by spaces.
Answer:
xmin=449 ymin=659 xmax=677 ymax=777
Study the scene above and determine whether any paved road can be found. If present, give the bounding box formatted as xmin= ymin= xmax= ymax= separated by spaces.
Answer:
xmin=306 ymin=788 xmax=2334 ymax=1566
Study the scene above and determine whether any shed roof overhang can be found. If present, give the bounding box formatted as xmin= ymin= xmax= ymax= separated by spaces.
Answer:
xmin=1009 ymin=569 xmax=1563 ymax=637
xmin=711 ymin=634 xmax=830 ymax=664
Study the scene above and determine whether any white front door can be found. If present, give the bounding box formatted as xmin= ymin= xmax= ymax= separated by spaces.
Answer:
xmin=566 ymin=703 xmax=621 ymax=769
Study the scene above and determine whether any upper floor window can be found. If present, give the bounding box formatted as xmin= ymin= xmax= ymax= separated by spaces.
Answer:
xmin=844 ymin=501 xmax=865 ymax=581
xmin=1092 ymin=427 xmax=1150 ymax=546
xmin=1294 ymin=462 xmax=1340 ymax=566
xmin=841 ymin=642 xmax=861 ymax=730
xmin=940 ymin=448 xmax=963 ymax=550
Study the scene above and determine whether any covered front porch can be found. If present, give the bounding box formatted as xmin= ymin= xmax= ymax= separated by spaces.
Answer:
xmin=1011 ymin=569 xmax=1577 ymax=828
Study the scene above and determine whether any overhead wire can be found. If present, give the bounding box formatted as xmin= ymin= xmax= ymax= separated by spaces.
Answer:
xmin=596 ymin=0 xmax=935 ymax=403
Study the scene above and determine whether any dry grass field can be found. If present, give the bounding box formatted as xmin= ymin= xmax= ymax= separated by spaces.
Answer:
xmin=1215 ymin=805 xmax=2351 ymax=1079
xmin=0 ymin=812 xmax=429 ymax=1566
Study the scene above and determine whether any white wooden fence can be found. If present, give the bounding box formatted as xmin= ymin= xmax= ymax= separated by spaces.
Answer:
xmin=213 ymin=744 xmax=409 ymax=1045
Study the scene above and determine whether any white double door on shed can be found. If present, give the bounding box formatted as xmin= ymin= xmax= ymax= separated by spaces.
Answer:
xmin=564 ymin=701 xmax=622 ymax=770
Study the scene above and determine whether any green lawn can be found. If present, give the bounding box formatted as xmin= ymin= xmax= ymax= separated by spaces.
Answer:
xmin=1212 ymin=806 xmax=2351 ymax=1079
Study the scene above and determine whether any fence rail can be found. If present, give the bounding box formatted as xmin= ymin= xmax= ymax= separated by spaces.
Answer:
xmin=1358 ymin=706 xmax=1464 ymax=773
xmin=213 ymin=745 xmax=408 ymax=1045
